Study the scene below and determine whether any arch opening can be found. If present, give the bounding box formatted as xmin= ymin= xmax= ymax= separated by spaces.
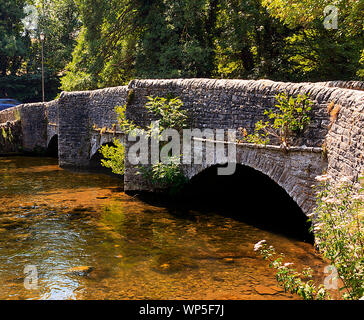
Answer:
xmin=46 ymin=135 xmax=58 ymax=158
xmin=178 ymin=164 xmax=313 ymax=242
xmin=89 ymin=142 xmax=118 ymax=176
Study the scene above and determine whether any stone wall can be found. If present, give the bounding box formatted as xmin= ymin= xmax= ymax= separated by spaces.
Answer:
xmin=58 ymin=86 xmax=128 ymax=168
xmin=324 ymin=89 xmax=364 ymax=182
xmin=127 ymin=79 xmax=331 ymax=147
xmin=319 ymin=81 xmax=364 ymax=91
xmin=46 ymin=99 xmax=59 ymax=146
xmin=19 ymin=103 xmax=48 ymax=152
xmin=0 ymin=105 xmax=20 ymax=123
xmin=0 ymin=78 xmax=363 ymax=214
xmin=125 ymin=79 xmax=364 ymax=208
xmin=0 ymin=102 xmax=48 ymax=153
xmin=0 ymin=120 xmax=22 ymax=154
xmin=124 ymin=140 xmax=326 ymax=214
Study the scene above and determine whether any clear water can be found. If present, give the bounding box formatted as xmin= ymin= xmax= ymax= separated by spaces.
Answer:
xmin=0 ymin=157 xmax=331 ymax=300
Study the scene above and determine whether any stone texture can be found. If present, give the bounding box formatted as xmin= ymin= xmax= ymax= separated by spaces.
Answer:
xmin=318 ymin=81 xmax=364 ymax=91
xmin=0 ymin=102 xmax=47 ymax=153
xmin=0 ymin=120 xmax=22 ymax=154
xmin=0 ymin=78 xmax=363 ymax=215
xmin=58 ymin=86 xmax=128 ymax=168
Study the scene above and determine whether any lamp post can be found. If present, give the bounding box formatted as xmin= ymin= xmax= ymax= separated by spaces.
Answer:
xmin=40 ymin=32 xmax=45 ymax=102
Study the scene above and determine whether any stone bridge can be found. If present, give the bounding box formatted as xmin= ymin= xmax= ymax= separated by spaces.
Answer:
xmin=0 ymin=79 xmax=363 ymax=215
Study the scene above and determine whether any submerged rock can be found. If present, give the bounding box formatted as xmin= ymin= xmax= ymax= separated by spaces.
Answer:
xmin=66 ymin=266 xmax=94 ymax=276
xmin=0 ymin=217 xmax=28 ymax=230
xmin=66 ymin=206 xmax=96 ymax=220
xmin=254 ymin=285 xmax=281 ymax=295
xmin=152 ymin=253 xmax=198 ymax=274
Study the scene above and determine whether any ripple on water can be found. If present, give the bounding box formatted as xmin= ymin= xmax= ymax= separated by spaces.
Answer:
xmin=0 ymin=157 xmax=336 ymax=300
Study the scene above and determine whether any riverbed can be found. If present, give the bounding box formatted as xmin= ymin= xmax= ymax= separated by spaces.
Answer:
xmin=0 ymin=157 xmax=330 ymax=300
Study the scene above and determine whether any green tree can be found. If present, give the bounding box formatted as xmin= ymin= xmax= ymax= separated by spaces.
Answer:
xmin=214 ymin=0 xmax=293 ymax=79
xmin=0 ymin=0 xmax=81 ymax=101
xmin=0 ymin=0 xmax=30 ymax=76
xmin=61 ymin=0 xmax=136 ymax=91
xmin=134 ymin=0 xmax=218 ymax=78
xmin=261 ymin=0 xmax=364 ymax=80
xmin=60 ymin=0 xmax=363 ymax=92
xmin=282 ymin=25 xmax=362 ymax=81
xmin=34 ymin=0 xmax=81 ymax=74
xmin=262 ymin=0 xmax=363 ymax=32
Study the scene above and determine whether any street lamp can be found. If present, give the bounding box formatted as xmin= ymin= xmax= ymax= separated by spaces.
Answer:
xmin=40 ymin=32 xmax=45 ymax=102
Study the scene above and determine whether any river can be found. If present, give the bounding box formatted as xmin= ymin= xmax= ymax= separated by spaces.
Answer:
xmin=0 ymin=156 xmax=330 ymax=300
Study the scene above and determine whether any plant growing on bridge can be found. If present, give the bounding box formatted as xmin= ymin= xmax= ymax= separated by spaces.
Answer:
xmin=240 ymin=92 xmax=313 ymax=147
xmin=100 ymin=96 xmax=189 ymax=194
xmin=1 ymin=127 xmax=13 ymax=142
xmin=138 ymin=156 xmax=188 ymax=195
xmin=99 ymin=139 xmax=125 ymax=175
xmin=145 ymin=96 xmax=188 ymax=132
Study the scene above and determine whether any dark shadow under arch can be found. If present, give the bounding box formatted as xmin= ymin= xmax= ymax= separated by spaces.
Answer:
xmin=46 ymin=135 xmax=58 ymax=158
xmin=176 ymin=164 xmax=313 ymax=242
xmin=89 ymin=142 xmax=118 ymax=176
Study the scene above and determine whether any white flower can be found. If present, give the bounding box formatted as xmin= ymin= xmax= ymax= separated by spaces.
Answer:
xmin=317 ymin=288 xmax=326 ymax=296
xmin=314 ymin=225 xmax=322 ymax=232
xmin=254 ymin=240 xmax=266 ymax=251
xmin=352 ymin=194 xmax=364 ymax=201
xmin=339 ymin=176 xmax=352 ymax=184
xmin=315 ymin=174 xmax=331 ymax=182
xmin=284 ymin=263 xmax=294 ymax=267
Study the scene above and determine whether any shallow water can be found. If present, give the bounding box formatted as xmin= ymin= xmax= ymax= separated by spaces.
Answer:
xmin=0 ymin=157 xmax=331 ymax=300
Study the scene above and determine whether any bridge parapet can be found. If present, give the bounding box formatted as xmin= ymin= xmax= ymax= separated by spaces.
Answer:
xmin=318 ymin=81 xmax=364 ymax=91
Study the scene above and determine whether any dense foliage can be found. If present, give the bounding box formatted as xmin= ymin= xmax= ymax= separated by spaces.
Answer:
xmin=310 ymin=175 xmax=364 ymax=300
xmin=61 ymin=0 xmax=363 ymax=92
xmin=0 ymin=0 xmax=80 ymax=102
xmin=99 ymin=138 xmax=125 ymax=175
xmin=1 ymin=0 xmax=363 ymax=101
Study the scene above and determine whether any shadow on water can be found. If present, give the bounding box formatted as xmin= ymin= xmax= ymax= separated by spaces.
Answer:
xmin=0 ymin=157 xmax=330 ymax=300
xmin=134 ymin=164 xmax=314 ymax=243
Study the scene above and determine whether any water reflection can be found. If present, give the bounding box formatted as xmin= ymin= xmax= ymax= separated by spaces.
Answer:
xmin=0 ymin=157 xmax=331 ymax=300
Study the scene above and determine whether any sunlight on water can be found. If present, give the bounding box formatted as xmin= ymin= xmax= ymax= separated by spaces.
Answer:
xmin=0 ymin=157 xmax=332 ymax=300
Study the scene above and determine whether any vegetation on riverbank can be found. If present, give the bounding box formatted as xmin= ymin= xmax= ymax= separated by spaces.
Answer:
xmin=255 ymin=175 xmax=364 ymax=300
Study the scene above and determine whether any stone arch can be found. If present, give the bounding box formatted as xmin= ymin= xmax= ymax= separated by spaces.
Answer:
xmin=182 ymin=162 xmax=314 ymax=241
xmin=89 ymin=141 xmax=117 ymax=172
xmin=90 ymin=131 xmax=124 ymax=160
xmin=46 ymin=134 xmax=58 ymax=158
xmin=183 ymin=144 xmax=326 ymax=216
